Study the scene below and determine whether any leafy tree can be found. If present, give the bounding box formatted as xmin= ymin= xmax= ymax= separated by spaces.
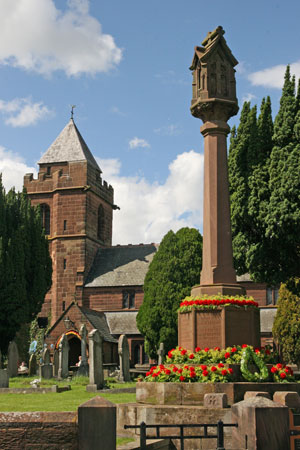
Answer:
xmin=136 ymin=227 xmax=202 ymax=358
xmin=272 ymin=278 xmax=300 ymax=364
xmin=0 ymin=176 xmax=52 ymax=355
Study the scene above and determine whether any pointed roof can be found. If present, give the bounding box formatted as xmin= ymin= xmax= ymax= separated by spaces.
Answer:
xmin=38 ymin=119 xmax=101 ymax=172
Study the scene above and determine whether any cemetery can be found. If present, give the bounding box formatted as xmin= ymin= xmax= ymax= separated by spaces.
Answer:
xmin=0 ymin=25 xmax=299 ymax=450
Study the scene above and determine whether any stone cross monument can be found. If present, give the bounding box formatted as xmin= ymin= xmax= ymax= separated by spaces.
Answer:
xmin=189 ymin=26 xmax=245 ymax=297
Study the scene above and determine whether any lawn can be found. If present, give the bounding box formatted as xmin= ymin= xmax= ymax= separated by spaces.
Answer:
xmin=0 ymin=376 xmax=136 ymax=412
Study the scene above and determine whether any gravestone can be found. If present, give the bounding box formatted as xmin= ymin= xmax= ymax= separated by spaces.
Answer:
xmin=7 ymin=341 xmax=19 ymax=377
xmin=39 ymin=347 xmax=53 ymax=379
xmin=58 ymin=334 xmax=69 ymax=379
xmin=118 ymin=335 xmax=130 ymax=382
xmin=53 ymin=349 xmax=59 ymax=377
xmin=77 ymin=324 xmax=89 ymax=377
xmin=86 ymin=329 xmax=104 ymax=391
xmin=43 ymin=348 xmax=51 ymax=364
xmin=157 ymin=342 xmax=165 ymax=365
xmin=29 ymin=354 xmax=37 ymax=376
xmin=0 ymin=370 xmax=9 ymax=388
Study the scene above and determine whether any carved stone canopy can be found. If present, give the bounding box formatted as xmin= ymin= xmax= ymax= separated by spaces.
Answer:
xmin=190 ymin=26 xmax=239 ymax=123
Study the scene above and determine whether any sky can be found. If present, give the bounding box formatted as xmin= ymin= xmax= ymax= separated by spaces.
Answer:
xmin=0 ymin=0 xmax=300 ymax=245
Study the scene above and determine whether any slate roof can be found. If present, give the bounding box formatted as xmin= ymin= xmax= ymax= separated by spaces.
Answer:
xmin=80 ymin=307 xmax=118 ymax=343
xmin=38 ymin=119 xmax=101 ymax=171
xmin=105 ymin=311 xmax=140 ymax=335
xmin=85 ymin=244 xmax=158 ymax=287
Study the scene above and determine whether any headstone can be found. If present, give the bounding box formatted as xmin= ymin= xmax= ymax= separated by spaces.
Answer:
xmin=29 ymin=354 xmax=37 ymax=376
xmin=58 ymin=334 xmax=69 ymax=379
xmin=53 ymin=349 xmax=59 ymax=377
xmin=118 ymin=334 xmax=130 ymax=382
xmin=0 ymin=370 xmax=9 ymax=388
xmin=40 ymin=364 xmax=53 ymax=379
xmin=77 ymin=324 xmax=89 ymax=377
xmin=157 ymin=342 xmax=165 ymax=365
xmin=86 ymin=329 xmax=104 ymax=391
xmin=43 ymin=348 xmax=51 ymax=364
xmin=7 ymin=341 xmax=19 ymax=377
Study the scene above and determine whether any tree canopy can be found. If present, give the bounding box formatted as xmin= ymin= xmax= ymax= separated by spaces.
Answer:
xmin=0 ymin=176 xmax=52 ymax=354
xmin=228 ymin=66 xmax=300 ymax=285
xmin=136 ymin=227 xmax=202 ymax=358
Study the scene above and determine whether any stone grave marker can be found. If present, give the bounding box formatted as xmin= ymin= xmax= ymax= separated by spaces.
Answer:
xmin=29 ymin=354 xmax=37 ymax=376
xmin=43 ymin=348 xmax=51 ymax=364
xmin=0 ymin=369 xmax=9 ymax=388
xmin=39 ymin=347 xmax=53 ymax=379
xmin=118 ymin=334 xmax=131 ymax=382
xmin=53 ymin=349 xmax=59 ymax=377
xmin=7 ymin=341 xmax=19 ymax=377
xmin=58 ymin=334 xmax=69 ymax=379
xmin=157 ymin=342 xmax=165 ymax=365
xmin=86 ymin=329 xmax=104 ymax=391
xmin=78 ymin=324 xmax=89 ymax=377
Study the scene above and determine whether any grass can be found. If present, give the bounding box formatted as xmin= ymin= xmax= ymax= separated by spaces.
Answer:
xmin=116 ymin=437 xmax=136 ymax=446
xmin=0 ymin=376 xmax=136 ymax=412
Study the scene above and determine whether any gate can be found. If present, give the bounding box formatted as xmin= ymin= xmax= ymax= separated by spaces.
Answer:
xmin=124 ymin=420 xmax=238 ymax=450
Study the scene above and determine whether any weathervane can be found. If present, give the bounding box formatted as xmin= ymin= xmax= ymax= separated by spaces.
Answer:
xmin=70 ymin=105 xmax=76 ymax=120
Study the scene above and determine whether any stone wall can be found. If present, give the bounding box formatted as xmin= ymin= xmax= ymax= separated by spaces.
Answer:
xmin=0 ymin=411 xmax=78 ymax=450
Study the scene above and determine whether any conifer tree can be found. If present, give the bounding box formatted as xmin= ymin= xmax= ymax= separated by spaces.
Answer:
xmin=0 ymin=178 xmax=52 ymax=354
xmin=136 ymin=227 xmax=202 ymax=358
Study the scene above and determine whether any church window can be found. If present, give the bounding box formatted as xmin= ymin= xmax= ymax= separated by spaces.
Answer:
xmin=122 ymin=291 xmax=135 ymax=309
xmin=40 ymin=203 xmax=50 ymax=235
xmin=63 ymin=259 xmax=67 ymax=270
xmin=63 ymin=220 xmax=67 ymax=231
xmin=46 ymin=166 xmax=51 ymax=176
xmin=266 ymin=287 xmax=279 ymax=305
xmin=97 ymin=204 xmax=105 ymax=241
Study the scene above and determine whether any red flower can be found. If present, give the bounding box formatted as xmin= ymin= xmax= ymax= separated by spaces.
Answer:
xmin=221 ymin=369 xmax=228 ymax=376
xmin=181 ymin=349 xmax=187 ymax=355
xmin=211 ymin=366 xmax=217 ymax=372
xmin=164 ymin=369 xmax=171 ymax=375
xmin=201 ymin=365 xmax=207 ymax=370
xmin=224 ymin=352 xmax=230 ymax=359
xmin=195 ymin=347 xmax=201 ymax=352
xmin=271 ymin=367 xmax=278 ymax=373
xmin=152 ymin=373 xmax=158 ymax=377
xmin=204 ymin=347 xmax=210 ymax=352
xmin=214 ymin=347 xmax=221 ymax=351
xmin=218 ymin=363 xmax=224 ymax=368
xmin=265 ymin=349 xmax=271 ymax=355
xmin=202 ymin=370 xmax=209 ymax=377
xmin=189 ymin=353 xmax=195 ymax=359
xmin=173 ymin=368 xmax=178 ymax=373
xmin=242 ymin=344 xmax=248 ymax=348
xmin=178 ymin=369 xmax=183 ymax=374
xmin=255 ymin=348 xmax=260 ymax=354
xmin=277 ymin=363 xmax=283 ymax=369
xmin=167 ymin=351 xmax=173 ymax=358
xmin=146 ymin=371 xmax=150 ymax=376
xmin=280 ymin=372 xmax=287 ymax=379
xmin=231 ymin=347 xmax=237 ymax=353
xmin=179 ymin=375 xmax=185 ymax=382
xmin=190 ymin=372 xmax=196 ymax=378
xmin=284 ymin=368 xmax=289 ymax=373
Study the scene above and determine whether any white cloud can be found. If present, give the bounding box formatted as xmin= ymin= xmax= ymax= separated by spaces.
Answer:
xmin=241 ymin=93 xmax=256 ymax=103
xmin=110 ymin=106 xmax=126 ymax=117
xmin=97 ymin=150 xmax=203 ymax=244
xmin=0 ymin=98 xmax=53 ymax=127
xmin=129 ymin=137 xmax=150 ymax=149
xmin=0 ymin=147 xmax=37 ymax=191
xmin=248 ymin=62 xmax=300 ymax=89
xmin=154 ymin=124 xmax=180 ymax=136
xmin=0 ymin=0 xmax=122 ymax=76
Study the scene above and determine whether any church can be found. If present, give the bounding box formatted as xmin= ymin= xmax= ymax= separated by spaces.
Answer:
xmin=24 ymin=118 xmax=277 ymax=367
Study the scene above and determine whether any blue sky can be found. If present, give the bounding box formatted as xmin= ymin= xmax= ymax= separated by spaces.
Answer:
xmin=0 ymin=0 xmax=299 ymax=244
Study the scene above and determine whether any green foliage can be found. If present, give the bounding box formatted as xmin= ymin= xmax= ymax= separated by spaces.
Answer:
xmin=272 ymin=279 xmax=300 ymax=365
xmin=0 ymin=177 xmax=52 ymax=355
xmin=136 ymin=227 xmax=202 ymax=359
xmin=228 ymin=66 xmax=300 ymax=285
xmin=240 ymin=346 xmax=269 ymax=382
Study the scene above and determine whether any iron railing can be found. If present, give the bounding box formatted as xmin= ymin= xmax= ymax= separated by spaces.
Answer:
xmin=124 ymin=420 xmax=238 ymax=450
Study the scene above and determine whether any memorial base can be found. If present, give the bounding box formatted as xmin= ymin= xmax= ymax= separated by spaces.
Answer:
xmin=191 ymin=283 xmax=245 ymax=297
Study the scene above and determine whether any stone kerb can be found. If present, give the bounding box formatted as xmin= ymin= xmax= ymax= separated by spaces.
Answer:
xmin=178 ymin=306 xmax=260 ymax=350
xmin=231 ymin=396 xmax=290 ymax=450
xmin=86 ymin=329 xmax=104 ymax=391
xmin=78 ymin=397 xmax=116 ymax=450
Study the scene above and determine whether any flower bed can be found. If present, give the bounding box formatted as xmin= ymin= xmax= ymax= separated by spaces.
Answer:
xmin=178 ymin=295 xmax=258 ymax=313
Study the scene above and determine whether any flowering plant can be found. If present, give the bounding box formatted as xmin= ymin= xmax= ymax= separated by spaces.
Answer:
xmin=270 ymin=363 xmax=295 ymax=383
xmin=165 ymin=345 xmax=276 ymax=366
xmin=145 ymin=363 xmax=234 ymax=383
xmin=178 ymin=295 xmax=258 ymax=313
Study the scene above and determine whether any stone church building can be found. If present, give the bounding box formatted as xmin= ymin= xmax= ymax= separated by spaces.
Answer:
xmin=24 ymin=119 xmax=277 ymax=367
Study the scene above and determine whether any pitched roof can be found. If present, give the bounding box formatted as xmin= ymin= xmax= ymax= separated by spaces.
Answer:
xmin=85 ymin=244 xmax=158 ymax=287
xmin=38 ymin=119 xmax=101 ymax=171
xmin=105 ymin=311 xmax=140 ymax=335
xmin=80 ymin=307 xmax=118 ymax=343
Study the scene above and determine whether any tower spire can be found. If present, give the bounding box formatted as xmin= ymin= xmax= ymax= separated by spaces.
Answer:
xmin=70 ymin=105 xmax=76 ymax=120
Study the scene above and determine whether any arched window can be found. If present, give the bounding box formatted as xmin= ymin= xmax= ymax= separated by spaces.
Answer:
xmin=97 ymin=204 xmax=105 ymax=241
xmin=40 ymin=203 xmax=50 ymax=235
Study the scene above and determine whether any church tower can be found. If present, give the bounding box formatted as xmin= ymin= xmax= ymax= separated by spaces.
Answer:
xmin=24 ymin=119 xmax=115 ymax=324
